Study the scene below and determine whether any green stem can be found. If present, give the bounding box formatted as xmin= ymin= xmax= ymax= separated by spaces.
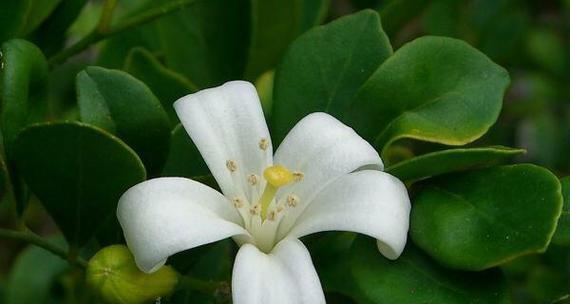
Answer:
xmin=0 ymin=228 xmax=88 ymax=268
xmin=97 ymin=0 xmax=119 ymax=33
xmin=48 ymin=0 xmax=198 ymax=67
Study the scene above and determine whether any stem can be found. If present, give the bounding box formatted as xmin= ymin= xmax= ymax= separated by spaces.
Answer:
xmin=48 ymin=0 xmax=198 ymax=67
xmin=0 ymin=228 xmax=88 ymax=268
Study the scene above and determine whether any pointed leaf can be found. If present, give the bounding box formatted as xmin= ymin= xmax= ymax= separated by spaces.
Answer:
xmin=272 ymin=10 xmax=392 ymax=143
xmin=13 ymin=122 xmax=146 ymax=247
xmin=76 ymin=66 xmax=171 ymax=175
xmin=411 ymin=164 xmax=563 ymax=271
xmin=386 ymin=146 xmax=524 ymax=182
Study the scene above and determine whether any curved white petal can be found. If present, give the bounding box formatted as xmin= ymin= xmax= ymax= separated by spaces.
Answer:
xmin=232 ymin=238 xmax=325 ymax=304
xmin=274 ymin=113 xmax=383 ymax=238
xmin=287 ymin=171 xmax=410 ymax=259
xmin=174 ymin=81 xmax=272 ymax=201
xmin=117 ymin=177 xmax=251 ymax=273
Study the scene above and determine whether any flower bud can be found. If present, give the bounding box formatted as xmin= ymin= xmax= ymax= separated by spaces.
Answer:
xmin=86 ymin=245 xmax=178 ymax=304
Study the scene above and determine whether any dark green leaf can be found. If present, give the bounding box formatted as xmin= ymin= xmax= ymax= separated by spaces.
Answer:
xmin=272 ymin=10 xmax=392 ymax=143
xmin=386 ymin=146 xmax=524 ymax=182
xmin=124 ymin=47 xmax=197 ymax=125
xmin=0 ymin=154 xmax=6 ymax=201
xmin=411 ymin=164 xmax=563 ymax=271
xmin=0 ymin=39 xmax=49 ymax=156
xmin=349 ymin=236 xmax=510 ymax=304
xmin=76 ymin=66 xmax=171 ymax=175
xmin=4 ymin=236 xmax=69 ymax=304
xmin=13 ymin=122 xmax=146 ymax=247
xmin=158 ymin=0 xmax=249 ymax=87
xmin=378 ymin=0 xmax=431 ymax=37
xmin=553 ymin=177 xmax=570 ymax=246
xmin=162 ymin=124 xmax=209 ymax=179
xmin=348 ymin=36 xmax=510 ymax=152
xmin=0 ymin=0 xmax=62 ymax=42
xmin=300 ymin=0 xmax=329 ymax=31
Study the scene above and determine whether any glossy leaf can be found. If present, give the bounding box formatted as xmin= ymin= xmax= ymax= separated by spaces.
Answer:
xmin=162 ymin=124 xmax=209 ymax=179
xmin=13 ymin=122 xmax=146 ymax=247
xmin=272 ymin=9 xmax=393 ymax=143
xmin=158 ymin=0 xmax=249 ymax=87
xmin=76 ymin=66 xmax=171 ymax=175
xmin=349 ymin=236 xmax=510 ymax=304
xmin=245 ymin=0 xmax=327 ymax=79
xmin=553 ymin=177 xmax=570 ymax=246
xmin=386 ymin=146 xmax=524 ymax=182
xmin=4 ymin=237 xmax=68 ymax=304
xmin=124 ymin=47 xmax=197 ymax=125
xmin=0 ymin=39 xmax=49 ymax=156
xmin=411 ymin=164 xmax=563 ymax=271
xmin=348 ymin=36 xmax=510 ymax=152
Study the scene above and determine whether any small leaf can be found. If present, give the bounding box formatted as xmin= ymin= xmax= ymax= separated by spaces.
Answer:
xmin=4 ymin=236 xmax=69 ymax=304
xmin=13 ymin=122 xmax=146 ymax=247
xmin=552 ymin=177 xmax=570 ymax=246
xmin=386 ymin=146 xmax=524 ymax=182
xmin=349 ymin=236 xmax=510 ymax=304
xmin=124 ymin=47 xmax=197 ymax=125
xmin=272 ymin=9 xmax=392 ymax=143
xmin=76 ymin=66 xmax=171 ymax=175
xmin=348 ymin=36 xmax=510 ymax=152
xmin=411 ymin=164 xmax=563 ymax=271
xmin=0 ymin=39 xmax=49 ymax=156
xmin=162 ymin=124 xmax=209 ymax=179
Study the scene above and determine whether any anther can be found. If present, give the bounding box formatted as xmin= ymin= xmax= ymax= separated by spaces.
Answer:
xmin=267 ymin=211 xmax=276 ymax=221
xmin=292 ymin=171 xmax=304 ymax=182
xmin=233 ymin=197 xmax=244 ymax=208
xmin=247 ymin=174 xmax=259 ymax=186
xmin=250 ymin=204 xmax=261 ymax=215
xmin=259 ymin=138 xmax=269 ymax=151
xmin=226 ymin=160 xmax=237 ymax=172
xmin=287 ymin=194 xmax=299 ymax=207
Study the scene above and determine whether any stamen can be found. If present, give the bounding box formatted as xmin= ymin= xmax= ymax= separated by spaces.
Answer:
xmin=233 ymin=197 xmax=244 ymax=208
xmin=250 ymin=204 xmax=261 ymax=215
xmin=292 ymin=171 xmax=304 ymax=182
xmin=226 ymin=160 xmax=238 ymax=172
xmin=267 ymin=211 xmax=276 ymax=221
xmin=247 ymin=174 xmax=259 ymax=186
xmin=259 ymin=138 xmax=269 ymax=151
xmin=286 ymin=194 xmax=299 ymax=207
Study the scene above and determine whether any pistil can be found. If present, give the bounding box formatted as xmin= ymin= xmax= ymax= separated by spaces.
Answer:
xmin=259 ymin=165 xmax=294 ymax=220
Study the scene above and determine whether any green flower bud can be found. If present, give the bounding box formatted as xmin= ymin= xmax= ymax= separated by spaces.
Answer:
xmin=86 ymin=245 xmax=178 ymax=304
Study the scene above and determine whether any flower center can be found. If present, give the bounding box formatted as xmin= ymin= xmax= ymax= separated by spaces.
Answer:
xmin=258 ymin=165 xmax=294 ymax=220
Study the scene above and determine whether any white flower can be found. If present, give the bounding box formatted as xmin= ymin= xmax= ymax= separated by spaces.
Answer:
xmin=117 ymin=81 xmax=411 ymax=304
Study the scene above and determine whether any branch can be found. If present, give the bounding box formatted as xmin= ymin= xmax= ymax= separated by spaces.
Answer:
xmin=0 ymin=228 xmax=88 ymax=268
xmin=48 ymin=0 xmax=198 ymax=67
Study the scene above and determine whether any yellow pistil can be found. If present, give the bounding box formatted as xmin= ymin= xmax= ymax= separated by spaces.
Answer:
xmin=259 ymin=165 xmax=294 ymax=219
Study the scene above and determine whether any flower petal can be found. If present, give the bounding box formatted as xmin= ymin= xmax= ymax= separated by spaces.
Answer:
xmin=117 ymin=177 xmax=251 ymax=273
xmin=287 ymin=171 xmax=411 ymax=259
xmin=174 ymin=81 xmax=272 ymax=201
xmin=232 ymin=238 xmax=325 ymax=304
xmin=274 ymin=113 xmax=383 ymax=238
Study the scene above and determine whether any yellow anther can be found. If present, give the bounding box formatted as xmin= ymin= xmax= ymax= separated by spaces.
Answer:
xmin=286 ymin=194 xmax=299 ymax=207
xmin=249 ymin=204 xmax=261 ymax=215
xmin=267 ymin=211 xmax=276 ymax=221
xmin=226 ymin=160 xmax=237 ymax=172
xmin=263 ymin=165 xmax=294 ymax=188
xmin=247 ymin=174 xmax=259 ymax=186
xmin=233 ymin=198 xmax=244 ymax=208
xmin=292 ymin=171 xmax=304 ymax=182
xmin=259 ymin=138 xmax=269 ymax=151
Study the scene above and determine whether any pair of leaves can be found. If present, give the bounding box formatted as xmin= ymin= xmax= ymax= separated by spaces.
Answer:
xmin=272 ymin=9 xmax=510 ymax=156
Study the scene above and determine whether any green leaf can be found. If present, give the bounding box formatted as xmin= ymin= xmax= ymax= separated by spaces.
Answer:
xmin=76 ymin=66 xmax=171 ymax=175
xmin=272 ymin=9 xmax=393 ymax=143
xmin=124 ymin=47 xmax=197 ymax=125
xmin=13 ymin=122 xmax=146 ymax=247
xmin=552 ymin=177 xmax=570 ymax=246
xmin=0 ymin=0 xmax=62 ymax=42
xmin=245 ymin=0 xmax=327 ymax=79
xmin=0 ymin=39 xmax=49 ymax=156
xmin=378 ymin=0 xmax=431 ymax=37
xmin=4 ymin=236 xmax=69 ymax=304
xmin=411 ymin=164 xmax=563 ymax=271
xmin=158 ymin=0 xmax=249 ymax=87
xmin=162 ymin=124 xmax=209 ymax=179
xmin=349 ymin=236 xmax=510 ymax=304
xmin=347 ymin=36 xmax=510 ymax=152
xmin=0 ymin=154 xmax=6 ymax=201
xmin=385 ymin=146 xmax=524 ymax=182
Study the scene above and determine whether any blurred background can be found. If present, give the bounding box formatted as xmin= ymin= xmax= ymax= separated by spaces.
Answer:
xmin=0 ymin=0 xmax=569 ymax=303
